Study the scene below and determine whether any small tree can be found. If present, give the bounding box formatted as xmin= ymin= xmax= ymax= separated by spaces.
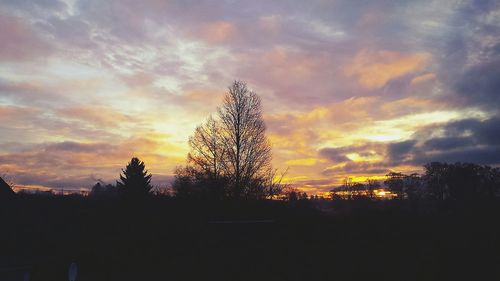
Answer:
xmin=117 ymin=157 xmax=153 ymax=197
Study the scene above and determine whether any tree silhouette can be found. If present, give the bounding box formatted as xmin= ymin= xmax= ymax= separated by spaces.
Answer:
xmin=423 ymin=162 xmax=500 ymax=201
xmin=176 ymin=80 xmax=278 ymax=200
xmin=218 ymin=80 xmax=272 ymax=198
xmin=366 ymin=179 xmax=380 ymax=199
xmin=188 ymin=115 xmax=225 ymax=181
xmin=384 ymin=172 xmax=406 ymax=199
xmin=117 ymin=157 xmax=153 ymax=197
xmin=0 ymin=176 xmax=15 ymax=198
xmin=90 ymin=182 xmax=117 ymax=197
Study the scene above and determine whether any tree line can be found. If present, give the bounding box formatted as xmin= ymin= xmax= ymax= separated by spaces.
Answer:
xmin=331 ymin=162 xmax=500 ymax=202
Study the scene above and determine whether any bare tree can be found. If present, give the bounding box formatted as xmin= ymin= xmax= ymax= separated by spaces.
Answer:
xmin=188 ymin=115 xmax=224 ymax=180
xmin=218 ymin=81 xmax=272 ymax=198
xmin=264 ymin=167 xmax=289 ymax=200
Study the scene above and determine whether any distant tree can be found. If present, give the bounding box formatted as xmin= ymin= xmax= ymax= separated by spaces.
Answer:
xmin=90 ymin=182 xmax=117 ymax=197
xmin=152 ymin=185 xmax=173 ymax=197
xmin=218 ymin=80 xmax=272 ymax=198
xmin=341 ymin=177 xmax=353 ymax=200
xmin=299 ymin=192 xmax=309 ymax=201
xmin=288 ymin=191 xmax=298 ymax=201
xmin=366 ymin=179 xmax=381 ymax=199
xmin=404 ymin=173 xmax=422 ymax=200
xmin=478 ymin=166 xmax=500 ymax=197
xmin=423 ymin=162 xmax=448 ymax=200
xmin=384 ymin=172 xmax=406 ymax=199
xmin=262 ymin=168 xmax=289 ymax=200
xmin=351 ymin=183 xmax=366 ymax=199
xmin=91 ymin=182 xmax=104 ymax=195
xmin=283 ymin=186 xmax=300 ymax=201
xmin=117 ymin=157 xmax=153 ymax=197
xmin=423 ymin=162 xmax=499 ymax=201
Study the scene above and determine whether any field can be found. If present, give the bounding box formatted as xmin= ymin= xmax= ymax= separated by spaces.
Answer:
xmin=2 ymin=196 xmax=500 ymax=281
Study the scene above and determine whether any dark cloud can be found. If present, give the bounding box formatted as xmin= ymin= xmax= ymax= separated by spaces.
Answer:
xmin=322 ymin=161 xmax=388 ymax=176
xmin=387 ymin=140 xmax=417 ymax=162
xmin=381 ymin=74 xmax=414 ymax=97
xmin=439 ymin=117 xmax=500 ymax=146
xmin=413 ymin=146 xmax=500 ymax=166
xmin=318 ymin=147 xmax=351 ymax=163
xmin=318 ymin=116 xmax=500 ymax=176
xmin=408 ymin=117 xmax=500 ymax=165
xmin=431 ymin=1 xmax=500 ymax=112
xmin=295 ymin=178 xmax=335 ymax=187
xmin=423 ymin=136 xmax=475 ymax=151
xmin=454 ymin=59 xmax=500 ymax=110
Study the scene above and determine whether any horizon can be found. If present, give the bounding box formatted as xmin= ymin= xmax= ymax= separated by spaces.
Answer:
xmin=1 ymin=0 xmax=500 ymax=195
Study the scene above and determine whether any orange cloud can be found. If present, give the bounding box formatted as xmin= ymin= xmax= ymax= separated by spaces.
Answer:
xmin=345 ymin=49 xmax=431 ymax=88
xmin=410 ymin=73 xmax=436 ymax=85
xmin=380 ymin=97 xmax=439 ymax=118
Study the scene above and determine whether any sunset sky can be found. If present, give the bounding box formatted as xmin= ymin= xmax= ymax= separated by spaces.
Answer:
xmin=1 ymin=0 xmax=499 ymax=194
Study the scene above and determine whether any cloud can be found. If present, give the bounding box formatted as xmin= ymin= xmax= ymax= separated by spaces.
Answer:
xmin=57 ymin=106 xmax=138 ymax=128
xmin=318 ymin=147 xmax=353 ymax=163
xmin=345 ymin=49 xmax=431 ymax=88
xmin=322 ymin=161 xmax=389 ymax=176
xmin=423 ymin=137 xmax=475 ymax=151
xmin=0 ymin=14 xmax=52 ymax=61
xmin=198 ymin=21 xmax=237 ymax=43
xmin=285 ymin=158 xmax=320 ymax=167
xmin=45 ymin=141 xmax=114 ymax=153
xmin=398 ymin=117 xmax=500 ymax=166
xmin=454 ymin=59 xmax=500 ymax=110
xmin=387 ymin=140 xmax=417 ymax=162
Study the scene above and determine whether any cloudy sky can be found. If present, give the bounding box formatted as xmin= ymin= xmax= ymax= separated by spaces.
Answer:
xmin=0 ymin=0 xmax=499 ymax=194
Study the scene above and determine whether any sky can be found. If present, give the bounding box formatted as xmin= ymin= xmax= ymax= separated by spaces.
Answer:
xmin=0 ymin=0 xmax=499 ymax=194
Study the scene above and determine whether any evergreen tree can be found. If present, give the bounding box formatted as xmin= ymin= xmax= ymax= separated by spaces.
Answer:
xmin=117 ymin=157 xmax=153 ymax=196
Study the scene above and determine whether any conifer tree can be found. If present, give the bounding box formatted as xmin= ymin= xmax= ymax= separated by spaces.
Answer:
xmin=117 ymin=157 xmax=153 ymax=196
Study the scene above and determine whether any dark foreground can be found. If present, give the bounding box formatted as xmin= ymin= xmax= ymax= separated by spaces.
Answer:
xmin=1 ymin=196 xmax=500 ymax=281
